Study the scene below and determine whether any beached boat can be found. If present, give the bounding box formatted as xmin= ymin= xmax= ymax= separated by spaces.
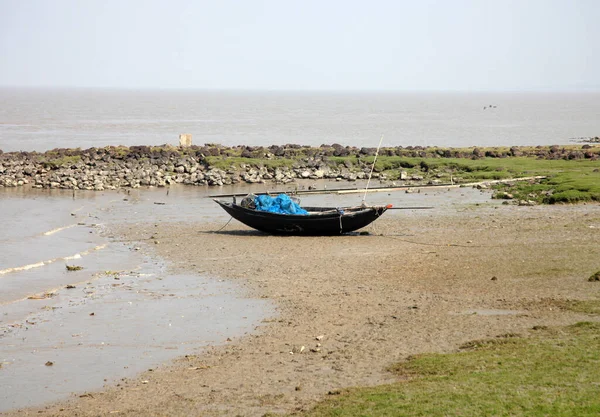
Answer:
xmin=213 ymin=199 xmax=391 ymax=235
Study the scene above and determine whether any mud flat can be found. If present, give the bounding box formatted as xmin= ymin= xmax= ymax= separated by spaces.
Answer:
xmin=4 ymin=188 xmax=599 ymax=416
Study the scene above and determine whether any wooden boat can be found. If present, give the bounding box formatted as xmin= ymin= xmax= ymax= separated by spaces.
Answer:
xmin=213 ymin=199 xmax=391 ymax=235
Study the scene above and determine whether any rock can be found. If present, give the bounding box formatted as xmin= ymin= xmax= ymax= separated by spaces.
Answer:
xmin=493 ymin=191 xmax=513 ymax=200
xmin=518 ymin=200 xmax=537 ymax=206
xmin=290 ymin=345 xmax=305 ymax=354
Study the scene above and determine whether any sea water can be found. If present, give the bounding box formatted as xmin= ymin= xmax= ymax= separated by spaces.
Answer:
xmin=1 ymin=88 xmax=599 ymax=152
xmin=0 ymin=185 xmax=272 ymax=411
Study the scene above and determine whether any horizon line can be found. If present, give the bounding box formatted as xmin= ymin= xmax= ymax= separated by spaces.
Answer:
xmin=1 ymin=85 xmax=599 ymax=94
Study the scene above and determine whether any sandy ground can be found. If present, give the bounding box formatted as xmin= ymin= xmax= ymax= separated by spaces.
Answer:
xmin=5 ymin=202 xmax=600 ymax=416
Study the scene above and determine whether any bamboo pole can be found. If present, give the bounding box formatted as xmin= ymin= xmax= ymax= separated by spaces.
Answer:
xmin=337 ymin=176 xmax=546 ymax=195
xmin=208 ymin=176 xmax=546 ymax=198
xmin=362 ymin=134 xmax=384 ymax=204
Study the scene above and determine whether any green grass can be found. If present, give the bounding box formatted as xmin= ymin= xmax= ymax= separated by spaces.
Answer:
xmin=491 ymin=168 xmax=600 ymax=204
xmin=110 ymin=145 xmax=132 ymax=158
xmin=339 ymin=156 xmax=600 ymax=203
xmin=299 ymin=319 xmax=600 ymax=417
xmin=328 ymin=155 xmax=596 ymax=177
xmin=326 ymin=156 xmax=421 ymax=170
xmin=204 ymin=156 xmax=297 ymax=170
xmin=418 ymin=156 xmax=596 ymax=177
xmin=545 ymin=172 xmax=600 ymax=203
xmin=42 ymin=155 xmax=82 ymax=168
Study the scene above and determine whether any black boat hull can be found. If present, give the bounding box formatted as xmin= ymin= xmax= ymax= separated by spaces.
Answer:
xmin=214 ymin=200 xmax=388 ymax=235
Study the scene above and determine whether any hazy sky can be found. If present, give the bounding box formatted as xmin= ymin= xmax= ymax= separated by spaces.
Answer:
xmin=1 ymin=0 xmax=598 ymax=91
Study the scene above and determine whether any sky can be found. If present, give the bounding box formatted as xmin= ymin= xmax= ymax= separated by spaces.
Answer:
xmin=0 ymin=0 xmax=599 ymax=91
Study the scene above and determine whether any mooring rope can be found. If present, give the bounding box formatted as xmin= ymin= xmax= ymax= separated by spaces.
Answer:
xmin=214 ymin=216 xmax=233 ymax=233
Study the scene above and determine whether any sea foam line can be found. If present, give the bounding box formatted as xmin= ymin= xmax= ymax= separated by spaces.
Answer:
xmin=0 ymin=244 xmax=108 ymax=276
xmin=0 ymin=223 xmax=81 ymax=244
xmin=43 ymin=224 xmax=77 ymax=236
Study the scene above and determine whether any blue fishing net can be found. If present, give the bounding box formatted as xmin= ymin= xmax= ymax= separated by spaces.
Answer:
xmin=254 ymin=194 xmax=308 ymax=215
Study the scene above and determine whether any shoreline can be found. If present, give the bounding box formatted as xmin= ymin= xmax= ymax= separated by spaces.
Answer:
xmin=4 ymin=196 xmax=599 ymax=416
xmin=0 ymin=186 xmax=276 ymax=412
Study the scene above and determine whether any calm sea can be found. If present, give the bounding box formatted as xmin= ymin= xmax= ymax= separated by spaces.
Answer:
xmin=1 ymin=88 xmax=599 ymax=152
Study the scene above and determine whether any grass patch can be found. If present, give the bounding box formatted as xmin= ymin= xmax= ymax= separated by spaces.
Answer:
xmin=486 ymin=160 xmax=600 ymax=204
xmin=558 ymin=299 xmax=600 ymax=315
xmin=544 ymin=171 xmax=600 ymax=203
xmin=205 ymin=156 xmax=297 ymax=170
xmin=342 ymin=156 xmax=597 ymax=180
xmin=344 ymin=157 xmax=599 ymax=203
xmin=42 ymin=155 xmax=82 ymax=168
xmin=110 ymin=145 xmax=132 ymax=158
xmin=299 ymin=321 xmax=600 ymax=417
xmin=492 ymin=171 xmax=600 ymax=204
xmin=65 ymin=265 xmax=83 ymax=271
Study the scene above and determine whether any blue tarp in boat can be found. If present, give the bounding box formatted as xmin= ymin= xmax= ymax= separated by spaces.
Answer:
xmin=254 ymin=194 xmax=308 ymax=215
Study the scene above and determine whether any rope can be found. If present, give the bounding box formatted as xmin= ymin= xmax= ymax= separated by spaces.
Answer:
xmin=380 ymin=235 xmax=486 ymax=247
xmin=377 ymin=233 xmax=530 ymax=248
xmin=214 ymin=216 xmax=233 ymax=233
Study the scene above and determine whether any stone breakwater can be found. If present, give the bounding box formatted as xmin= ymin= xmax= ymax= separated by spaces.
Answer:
xmin=0 ymin=143 xmax=598 ymax=190
xmin=0 ymin=145 xmax=378 ymax=190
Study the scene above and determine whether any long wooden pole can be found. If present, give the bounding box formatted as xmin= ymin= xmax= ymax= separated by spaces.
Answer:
xmin=362 ymin=134 xmax=384 ymax=204
xmin=208 ymin=176 xmax=547 ymax=198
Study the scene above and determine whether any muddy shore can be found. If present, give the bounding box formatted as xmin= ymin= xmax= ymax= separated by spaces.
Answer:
xmin=4 ymin=197 xmax=599 ymax=416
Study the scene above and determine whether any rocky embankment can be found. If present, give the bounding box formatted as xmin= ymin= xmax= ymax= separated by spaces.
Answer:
xmin=0 ymin=143 xmax=597 ymax=190
xmin=0 ymin=145 xmax=380 ymax=190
